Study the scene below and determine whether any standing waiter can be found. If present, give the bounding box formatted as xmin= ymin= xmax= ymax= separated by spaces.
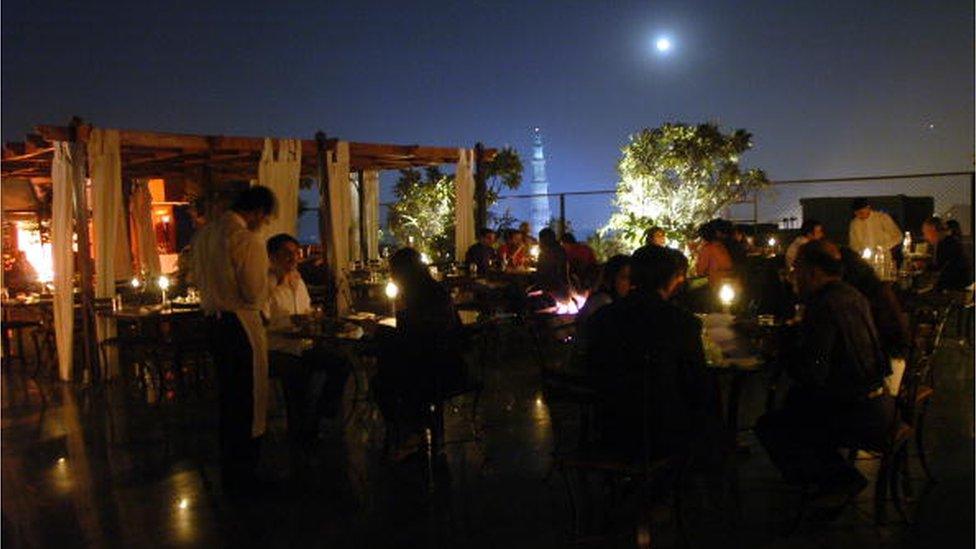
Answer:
xmin=192 ymin=186 xmax=275 ymax=493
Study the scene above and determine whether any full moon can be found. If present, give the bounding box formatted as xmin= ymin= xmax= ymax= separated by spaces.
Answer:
xmin=655 ymin=37 xmax=672 ymax=53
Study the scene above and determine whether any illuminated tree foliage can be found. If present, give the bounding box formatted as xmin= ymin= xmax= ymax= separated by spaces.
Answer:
xmin=387 ymin=147 xmax=522 ymax=259
xmin=388 ymin=167 xmax=455 ymax=260
xmin=602 ymin=123 xmax=769 ymax=251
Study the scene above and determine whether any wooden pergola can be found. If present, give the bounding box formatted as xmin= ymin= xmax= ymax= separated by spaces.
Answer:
xmin=1 ymin=118 xmax=497 ymax=381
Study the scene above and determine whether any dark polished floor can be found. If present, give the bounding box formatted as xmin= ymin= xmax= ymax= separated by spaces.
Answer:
xmin=2 ymin=324 xmax=973 ymax=548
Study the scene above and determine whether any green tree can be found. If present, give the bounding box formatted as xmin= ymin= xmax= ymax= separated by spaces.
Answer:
xmin=601 ymin=123 xmax=769 ymax=251
xmin=387 ymin=148 xmax=522 ymax=258
xmin=387 ymin=167 xmax=456 ymax=260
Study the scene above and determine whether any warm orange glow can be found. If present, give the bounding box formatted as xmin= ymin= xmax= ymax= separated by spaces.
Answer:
xmin=148 ymin=179 xmax=167 ymax=203
xmin=15 ymin=222 xmax=54 ymax=283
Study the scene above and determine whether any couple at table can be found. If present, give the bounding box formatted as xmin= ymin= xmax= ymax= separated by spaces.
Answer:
xmin=192 ymin=186 xmax=350 ymax=494
xmin=584 ymin=239 xmax=894 ymax=508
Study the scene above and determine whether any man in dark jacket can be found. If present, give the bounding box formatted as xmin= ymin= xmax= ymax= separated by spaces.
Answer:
xmin=922 ymin=217 xmax=972 ymax=291
xmin=585 ymin=245 xmax=720 ymax=460
xmin=536 ymin=228 xmax=571 ymax=299
xmin=464 ymin=228 xmax=497 ymax=275
xmin=757 ymin=240 xmax=894 ymax=501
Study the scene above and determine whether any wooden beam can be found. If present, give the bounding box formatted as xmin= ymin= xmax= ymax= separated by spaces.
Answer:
xmin=315 ymin=131 xmax=338 ymax=315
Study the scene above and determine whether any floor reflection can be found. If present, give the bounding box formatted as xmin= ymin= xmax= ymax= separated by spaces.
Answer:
xmin=2 ymin=323 xmax=973 ymax=548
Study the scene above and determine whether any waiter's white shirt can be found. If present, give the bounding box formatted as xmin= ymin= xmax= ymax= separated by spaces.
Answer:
xmin=848 ymin=210 xmax=902 ymax=253
xmin=190 ymin=211 xmax=270 ymax=437
xmin=266 ymin=271 xmax=312 ymax=356
xmin=191 ymin=211 xmax=268 ymax=313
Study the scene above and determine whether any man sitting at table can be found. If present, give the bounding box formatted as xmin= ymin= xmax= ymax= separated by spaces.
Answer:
xmin=464 ymin=228 xmax=497 ymax=275
xmin=786 ymin=219 xmax=824 ymax=272
xmin=265 ymin=233 xmax=351 ymax=445
xmin=756 ymin=240 xmax=894 ymax=505
xmin=537 ymin=228 xmax=571 ymax=299
xmin=921 ymin=216 xmax=972 ymax=291
xmin=585 ymin=245 xmax=721 ymax=460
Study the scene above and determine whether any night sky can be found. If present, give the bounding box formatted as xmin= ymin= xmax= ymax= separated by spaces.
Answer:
xmin=3 ymin=0 xmax=973 ymax=237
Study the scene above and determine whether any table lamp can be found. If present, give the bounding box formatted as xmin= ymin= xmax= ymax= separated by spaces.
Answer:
xmin=385 ymin=280 xmax=399 ymax=317
xmin=158 ymin=275 xmax=171 ymax=306
xmin=718 ymin=283 xmax=735 ymax=314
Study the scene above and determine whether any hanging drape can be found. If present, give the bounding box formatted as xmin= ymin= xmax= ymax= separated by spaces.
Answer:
xmin=327 ymin=141 xmax=353 ymax=315
xmin=52 ymin=142 xmax=83 ymax=381
xmin=89 ymin=128 xmax=124 ymax=378
xmin=349 ymin=174 xmax=361 ymax=262
xmin=454 ymin=148 xmax=476 ymax=262
xmin=257 ymin=138 xmax=302 ymax=238
xmin=129 ymin=180 xmax=160 ymax=277
xmin=362 ymin=170 xmax=380 ymax=260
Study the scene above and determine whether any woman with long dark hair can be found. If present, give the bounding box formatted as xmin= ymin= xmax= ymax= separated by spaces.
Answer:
xmin=371 ymin=248 xmax=466 ymax=458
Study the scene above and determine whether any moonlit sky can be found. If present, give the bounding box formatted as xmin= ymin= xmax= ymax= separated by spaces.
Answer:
xmin=3 ymin=0 xmax=973 ymax=238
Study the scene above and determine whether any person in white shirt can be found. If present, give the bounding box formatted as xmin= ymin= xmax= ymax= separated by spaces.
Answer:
xmin=848 ymin=198 xmax=902 ymax=258
xmin=786 ymin=219 xmax=824 ymax=271
xmin=265 ymin=233 xmax=351 ymax=444
xmin=191 ymin=186 xmax=274 ymax=493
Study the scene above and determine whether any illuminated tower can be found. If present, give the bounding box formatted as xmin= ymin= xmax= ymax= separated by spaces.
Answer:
xmin=529 ymin=128 xmax=551 ymax=234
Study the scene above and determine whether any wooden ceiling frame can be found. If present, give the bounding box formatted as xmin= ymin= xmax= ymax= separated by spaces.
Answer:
xmin=2 ymin=122 xmax=496 ymax=181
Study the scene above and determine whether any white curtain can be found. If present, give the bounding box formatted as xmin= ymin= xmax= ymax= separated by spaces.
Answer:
xmin=362 ymin=170 xmax=380 ymax=260
xmin=327 ymin=141 xmax=353 ymax=315
xmin=52 ymin=142 xmax=83 ymax=381
xmin=89 ymin=128 xmax=123 ymax=378
xmin=349 ymin=175 xmax=361 ymax=262
xmin=129 ymin=180 xmax=160 ymax=277
xmin=454 ymin=148 xmax=476 ymax=262
xmin=258 ymin=138 xmax=302 ymax=238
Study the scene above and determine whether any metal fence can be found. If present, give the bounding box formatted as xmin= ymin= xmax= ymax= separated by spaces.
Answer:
xmin=304 ymin=171 xmax=974 ymax=245
xmin=488 ymin=171 xmax=974 ymax=238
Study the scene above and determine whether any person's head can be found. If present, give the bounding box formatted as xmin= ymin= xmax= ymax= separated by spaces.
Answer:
xmin=267 ymin=233 xmax=301 ymax=274
xmin=539 ymin=228 xmax=558 ymax=247
xmin=714 ymin=219 xmax=733 ymax=239
xmin=799 ymin=219 xmax=825 ymax=240
xmin=560 ymin=233 xmax=577 ymax=245
xmin=189 ymin=199 xmax=208 ymax=228
xmin=645 ymin=226 xmax=666 ymax=247
xmin=232 ymin=186 xmax=277 ymax=230
xmin=698 ymin=220 xmax=720 ymax=242
xmin=631 ymin=245 xmax=689 ymax=300
xmin=519 ymin=222 xmax=531 ymax=236
xmin=921 ymin=216 xmax=946 ymax=245
xmin=477 ymin=228 xmax=496 ymax=246
xmin=946 ymin=219 xmax=962 ymax=238
xmin=507 ymin=230 xmax=524 ymax=245
xmin=794 ymin=240 xmax=843 ymax=297
xmin=388 ymin=247 xmax=431 ymax=291
xmin=851 ymin=198 xmax=871 ymax=220
xmin=731 ymin=225 xmax=748 ymax=242
xmin=597 ymin=255 xmax=632 ymax=299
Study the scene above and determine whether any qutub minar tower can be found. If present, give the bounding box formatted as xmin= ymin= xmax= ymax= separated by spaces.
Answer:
xmin=529 ymin=127 xmax=551 ymax=234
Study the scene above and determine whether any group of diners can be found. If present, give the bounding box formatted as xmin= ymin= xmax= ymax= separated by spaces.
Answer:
xmin=189 ymin=184 xmax=970 ymax=506
xmin=550 ymin=213 xmax=970 ymax=510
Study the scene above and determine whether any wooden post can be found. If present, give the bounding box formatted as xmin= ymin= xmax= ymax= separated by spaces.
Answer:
xmin=970 ymin=172 xmax=974 ymax=239
xmin=68 ymin=119 xmax=99 ymax=383
xmin=473 ymin=143 xmax=487 ymax=230
xmin=357 ymin=170 xmax=368 ymax=261
xmin=315 ymin=132 xmax=337 ymax=314
xmin=558 ymin=194 xmax=566 ymax=238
